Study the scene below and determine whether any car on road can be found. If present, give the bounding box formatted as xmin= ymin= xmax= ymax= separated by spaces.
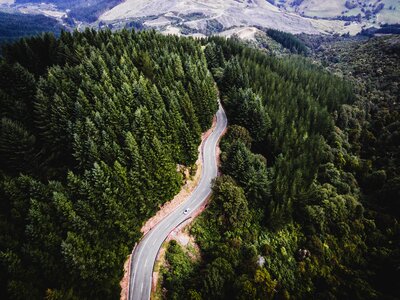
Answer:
xmin=183 ymin=208 xmax=190 ymax=214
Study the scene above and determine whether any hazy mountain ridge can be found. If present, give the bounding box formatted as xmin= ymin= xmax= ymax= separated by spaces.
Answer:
xmin=0 ymin=0 xmax=123 ymax=22
xmin=0 ymin=11 xmax=63 ymax=45
xmin=0 ymin=0 xmax=399 ymax=37
xmin=98 ymin=0 xmax=398 ymax=35
xmin=272 ymin=0 xmax=398 ymax=23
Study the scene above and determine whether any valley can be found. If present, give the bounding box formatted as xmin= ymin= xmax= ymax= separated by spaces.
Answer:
xmin=0 ymin=0 xmax=399 ymax=39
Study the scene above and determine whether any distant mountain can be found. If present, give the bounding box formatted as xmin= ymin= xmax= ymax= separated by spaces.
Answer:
xmin=272 ymin=0 xmax=398 ymax=24
xmin=98 ymin=0 xmax=399 ymax=36
xmin=0 ymin=0 xmax=399 ymax=39
xmin=14 ymin=0 xmax=123 ymax=22
xmin=0 ymin=11 xmax=63 ymax=45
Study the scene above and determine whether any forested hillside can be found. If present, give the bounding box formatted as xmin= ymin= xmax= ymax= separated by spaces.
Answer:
xmin=0 ymin=29 xmax=218 ymax=299
xmin=161 ymin=37 xmax=399 ymax=299
xmin=266 ymin=29 xmax=308 ymax=55
xmin=0 ymin=12 xmax=64 ymax=45
xmin=304 ymin=34 xmax=400 ymax=219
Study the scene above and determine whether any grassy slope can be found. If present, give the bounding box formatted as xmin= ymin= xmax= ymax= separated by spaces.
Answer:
xmin=14 ymin=0 xmax=123 ymax=22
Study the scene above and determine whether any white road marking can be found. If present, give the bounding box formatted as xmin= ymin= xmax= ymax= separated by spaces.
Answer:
xmin=129 ymin=105 xmax=227 ymax=300
xmin=131 ymin=234 xmax=152 ymax=297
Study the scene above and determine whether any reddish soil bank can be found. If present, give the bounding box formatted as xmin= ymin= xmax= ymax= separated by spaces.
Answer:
xmin=120 ymin=115 xmax=224 ymax=299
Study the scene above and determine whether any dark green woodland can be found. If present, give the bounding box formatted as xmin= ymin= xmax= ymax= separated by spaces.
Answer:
xmin=0 ymin=12 xmax=64 ymax=45
xmin=0 ymin=27 xmax=399 ymax=300
xmin=0 ymin=29 xmax=218 ymax=299
xmin=161 ymin=36 xmax=400 ymax=300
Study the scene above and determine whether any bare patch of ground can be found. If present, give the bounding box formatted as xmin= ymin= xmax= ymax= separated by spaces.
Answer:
xmin=151 ymin=228 xmax=201 ymax=299
xmin=120 ymin=254 xmax=132 ymax=300
xmin=219 ymin=26 xmax=261 ymax=41
xmin=169 ymin=228 xmax=201 ymax=261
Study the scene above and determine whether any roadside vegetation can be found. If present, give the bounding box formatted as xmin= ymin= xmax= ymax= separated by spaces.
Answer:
xmin=161 ymin=36 xmax=399 ymax=299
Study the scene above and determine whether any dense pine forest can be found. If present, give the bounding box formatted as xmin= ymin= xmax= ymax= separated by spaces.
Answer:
xmin=0 ymin=26 xmax=399 ymax=300
xmin=0 ymin=12 xmax=64 ymax=46
xmin=0 ymin=29 xmax=218 ymax=299
xmin=265 ymin=29 xmax=308 ymax=55
xmin=161 ymin=36 xmax=400 ymax=299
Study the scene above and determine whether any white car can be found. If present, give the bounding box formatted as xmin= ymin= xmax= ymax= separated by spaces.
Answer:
xmin=183 ymin=208 xmax=190 ymax=215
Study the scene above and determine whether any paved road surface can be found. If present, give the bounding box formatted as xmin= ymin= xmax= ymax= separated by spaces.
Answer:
xmin=129 ymin=104 xmax=227 ymax=300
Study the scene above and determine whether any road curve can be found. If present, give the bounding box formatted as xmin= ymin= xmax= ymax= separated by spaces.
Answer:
xmin=128 ymin=103 xmax=227 ymax=300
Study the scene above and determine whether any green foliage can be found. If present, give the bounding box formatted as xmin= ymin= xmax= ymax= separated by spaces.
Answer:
xmin=221 ymin=125 xmax=253 ymax=149
xmin=163 ymin=36 xmax=399 ymax=300
xmin=266 ymin=29 xmax=308 ymax=55
xmin=2 ymin=32 xmax=62 ymax=76
xmin=0 ymin=12 xmax=64 ymax=46
xmin=0 ymin=62 xmax=36 ymax=126
xmin=0 ymin=118 xmax=36 ymax=174
xmin=0 ymin=29 xmax=218 ymax=299
xmin=224 ymin=88 xmax=270 ymax=142
xmin=221 ymin=142 xmax=270 ymax=212
xmin=163 ymin=240 xmax=196 ymax=299
xmin=202 ymin=257 xmax=234 ymax=299
xmin=163 ymin=241 xmax=195 ymax=299
xmin=210 ymin=176 xmax=250 ymax=230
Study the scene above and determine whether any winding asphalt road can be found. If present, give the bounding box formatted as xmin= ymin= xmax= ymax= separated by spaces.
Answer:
xmin=128 ymin=103 xmax=227 ymax=300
